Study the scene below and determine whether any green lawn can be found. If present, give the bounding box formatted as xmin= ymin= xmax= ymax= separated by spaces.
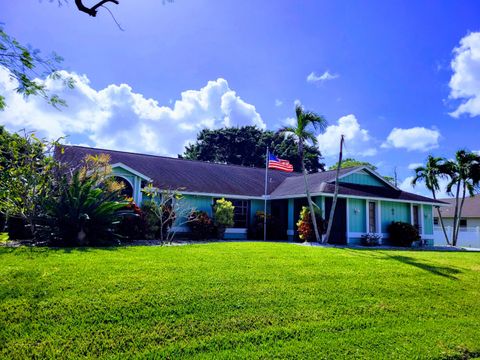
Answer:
xmin=1 ymin=243 xmax=480 ymax=359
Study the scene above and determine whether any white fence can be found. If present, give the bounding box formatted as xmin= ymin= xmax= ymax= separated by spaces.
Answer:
xmin=433 ymin=226 xmax=480 ymax=248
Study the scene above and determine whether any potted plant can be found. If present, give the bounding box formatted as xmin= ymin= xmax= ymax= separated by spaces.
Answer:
xmin=213 ymin=198 xmax=234 ymax=239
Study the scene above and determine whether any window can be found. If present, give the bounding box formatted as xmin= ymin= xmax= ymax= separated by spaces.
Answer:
xmin=214 ymin=198 xmax=250 ymax=228
xmin=412 ymin=205 xmax=420 ymax=231
xmin=433 ymin=218 xmax=439 ymax=225
xmin=368 ymin=202 xmax=377 ymax=233
xmin=460 ymin=219 xmax=467 ymax=227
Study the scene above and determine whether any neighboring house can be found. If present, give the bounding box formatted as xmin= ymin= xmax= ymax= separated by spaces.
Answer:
xmin=435 ymin=195 xmax=480 ymax=228
xmin=57 ymin=146 xmax=443 ymax=245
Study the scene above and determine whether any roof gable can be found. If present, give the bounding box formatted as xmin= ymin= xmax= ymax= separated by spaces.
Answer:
xmin=336 ymin=167 xmax=396 ymax=189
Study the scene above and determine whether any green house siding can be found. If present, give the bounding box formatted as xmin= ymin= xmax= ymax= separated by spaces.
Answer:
xmin=423 ymin=205 xmax=434 ymax=235
xmin=381 ymin=201 xmax=411 ymax=233
xmin=348 ymin=198 xmax=366 ymax=233
xmin=250 ymin=199 xmax=268 ymax=225
xmin=313 ymin=196 xmax=324 ymax=216
xmin=340 ymin=172 xmax=386 ymax=187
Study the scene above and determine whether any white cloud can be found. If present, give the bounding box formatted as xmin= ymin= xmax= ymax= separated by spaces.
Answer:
xmin=400 ymin=176 xmax=451 ymax=199
xmin=306 ymin=71 xmax=339 ymax=84
xmin=449 ymin=32 xmax=480 ymax=118
xmin=275 ymin=99 xmax=283 ymax=107
xmin=316 ymin=114 xmax=377 ymax=157
xmin=0 ymin=67 xmax=265 ymax=156
xmin=408 ymin=163 xmax=424 ymax=170
xmin=382 ymin=127 xmax=440 ymax=151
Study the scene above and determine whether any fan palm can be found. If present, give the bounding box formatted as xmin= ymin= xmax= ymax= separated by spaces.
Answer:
xmin=279 ymin=104 xmax=327 ymax=242
xmin=444 ymin=150 xmax=480 ymax=246
xmin=411 ymin=155 xmax=451 ymax=244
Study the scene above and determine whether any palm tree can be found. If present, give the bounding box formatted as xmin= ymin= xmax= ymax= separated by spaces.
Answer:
xmin=445 ymin=150 xmax=480 ymax=246
xmin=279 ymin=104 xmax=327 ymax=242
xmin=411 ymin=155 xmax=451 ymax=244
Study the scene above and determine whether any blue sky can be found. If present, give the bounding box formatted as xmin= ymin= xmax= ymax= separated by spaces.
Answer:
xmin=1 ymin=0 xmax=480 ymax=195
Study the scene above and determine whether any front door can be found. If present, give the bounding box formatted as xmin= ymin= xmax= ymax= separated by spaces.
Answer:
xmin=324 ymin=197 xmax=347 ymax=244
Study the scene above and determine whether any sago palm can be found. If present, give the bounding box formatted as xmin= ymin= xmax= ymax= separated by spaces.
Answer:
xmin=279 ymin=104 xmax=327 ymax=242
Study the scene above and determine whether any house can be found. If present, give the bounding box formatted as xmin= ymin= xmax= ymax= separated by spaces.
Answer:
xmin=57 ymin=145 xmax=443 ymax=245
xmin=435 ymin=195 xmax=480 ymax=228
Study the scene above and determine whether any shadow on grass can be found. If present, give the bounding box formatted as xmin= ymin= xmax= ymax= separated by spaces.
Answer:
xmin=387 ymin=255 xmax=462 ymax=280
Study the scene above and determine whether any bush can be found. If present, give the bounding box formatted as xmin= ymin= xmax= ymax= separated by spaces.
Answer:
xmin=361 ymin=233 xmax=382 ymax=246
xmin=213 ymin=198 xmax=234 ymax=239
xmin=249 ymin=211 xmax=283 ymax=240
xmin=0 ymin=212 xmax=6 ymax=232
xmin=116 ymin=200 xmax=146 ymax=241
xmin=188 ymin=210 xmax=215 ymax=240
xmin=296 ymin=206 xmax=324 ymax=242
xmin=387 ymin=221 xmax=420 ymax=247
xmin=140 ymin=200 xmax=161 ymax=239
xmin=7 ymin=216 xmax=33 ymax=240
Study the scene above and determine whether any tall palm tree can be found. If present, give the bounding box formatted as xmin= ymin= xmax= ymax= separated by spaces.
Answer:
xmin=279 ymin=104 xmax=327 ymax=242
xmin=411 ymin=155 xmax=451 ymax=244
xmin=445 ymin=150 xmax=480 ymax=246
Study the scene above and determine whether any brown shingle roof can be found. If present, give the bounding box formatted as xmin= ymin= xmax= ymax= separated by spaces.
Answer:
xmin=56 ymin=145 xmax=443 ymax=204
xmin=437 ymin=195 xmax=480 ymax=218
xmin=56 ymin=145 xmax=298 ymax=197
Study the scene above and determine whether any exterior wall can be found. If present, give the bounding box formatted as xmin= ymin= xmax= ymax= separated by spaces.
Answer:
xmin=347 ymin=198 xmax=366 ymax=245
xmin=423 ymin=205 xmax=433 ymax=235
xmin=111 ymin=167 xmax=143 ymax=204
xmin=287 ymin=198 xmax=295 ymax=241
xmin=380 ymin=201 xmax=411 ymax=233
xmin=340 ymin=171 xmax=386 ymax=187
xmin=436 ymin=217 xmax=480 ymax=228
xmin=250 ymin=199 xmax=269 ymax=225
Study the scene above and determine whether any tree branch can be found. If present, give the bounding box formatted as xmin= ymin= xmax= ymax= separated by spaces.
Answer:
xmin=75 ymin=0 xmax=119 ymax=17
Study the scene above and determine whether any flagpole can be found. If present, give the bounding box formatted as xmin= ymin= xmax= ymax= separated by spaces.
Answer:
xmin=263 ymin=147 xmax=269 ymax=242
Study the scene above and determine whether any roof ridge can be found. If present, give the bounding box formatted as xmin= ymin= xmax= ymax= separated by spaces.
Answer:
xmin=61 ymin=145 xmax=304 ymax=174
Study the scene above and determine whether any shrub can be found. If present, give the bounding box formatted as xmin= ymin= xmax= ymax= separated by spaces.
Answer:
xmin=188 ymin=210 xmax=215 ymax=240
xmin=140 ymin=200 xmax=162 ymax=239
xmin=361 ymin=233 xmax=382 ymax=246
xmin=387 ymin=221 xmax=420 ymax=247
xmin=296 ymin=206 xmax=324 ymax=242
xmin=249 ymin=211 xmax=283 ymax=240
xmin=116 ymin=200 xmax=146 ymax=241
xmin=7 ymin=216 xmax=33 ymax=240
xmin=213 ymin=198 xmax=234 ymax=239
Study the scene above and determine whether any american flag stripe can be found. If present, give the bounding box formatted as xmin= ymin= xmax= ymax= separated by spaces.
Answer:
xmin=268 ymin=155 xmax=294 ymax=172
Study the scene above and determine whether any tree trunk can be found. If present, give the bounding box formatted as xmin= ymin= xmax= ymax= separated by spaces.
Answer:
xmin=454 ymin=182 xmax=467 ymax=246
xmin=300 ymin=140 xmax=320 ymax=242
xmin=431 ymin=191 xmax=450 ymax=245
xmin=452 ymin=180 xmax=461 ymax=246
xmin=324 ymin=136 xmax=344 ymax=244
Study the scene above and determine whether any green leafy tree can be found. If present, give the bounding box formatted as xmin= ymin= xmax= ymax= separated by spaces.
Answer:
xmin=0 ymin=127 xmax=60 ymax=237
xmin=0 ymin=24 xmax=73 ymax=111
xmin=182 ymin=126 xmax=325 ymax=173
xmin=411 ymin=155 xmax=451 ymax=244
xmin=328 ymin=158 xmax=377 ymax=171
xmin=279 ymin=104 xmax=328 ymax=242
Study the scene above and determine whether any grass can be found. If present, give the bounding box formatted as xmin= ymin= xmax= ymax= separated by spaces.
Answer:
xmin=1 ymin=243 xmax=480 ymax=359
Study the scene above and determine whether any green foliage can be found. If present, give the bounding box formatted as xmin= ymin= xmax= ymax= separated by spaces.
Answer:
xmin=213 ymin=198 xmax=234 ymax=230
xmin=188 ymin=210 xmax=215 ymax=240
xmin=387 ymin=221 xmax=420 ymax=247
xmin=182 ymin=126 xmax=325 ymax=173
xmin=0 ymin=25 xmax=73 ymax=110
xmin=140 ymin=200 xmax=162 ymax=239
xmin=328 ymin=158 xmax=377 ymax=171
xmin=2 ymin=244 xmax=480 ymax=358
xmin=45 ymin=170 xmax=127 ymax=246
xmin=296 ymin=206 xmax=324 ymax=242
xmin=0 ymin=127 xmax=60 ymax=235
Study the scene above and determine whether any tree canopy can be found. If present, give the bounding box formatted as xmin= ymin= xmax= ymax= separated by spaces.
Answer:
xmin=328 ymin=158 xmax=377 ymax=171
xmin=181 ymin=126 xmax=325 ymax=173
xmin=0 ymin=25 xmax=73 ymax=111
